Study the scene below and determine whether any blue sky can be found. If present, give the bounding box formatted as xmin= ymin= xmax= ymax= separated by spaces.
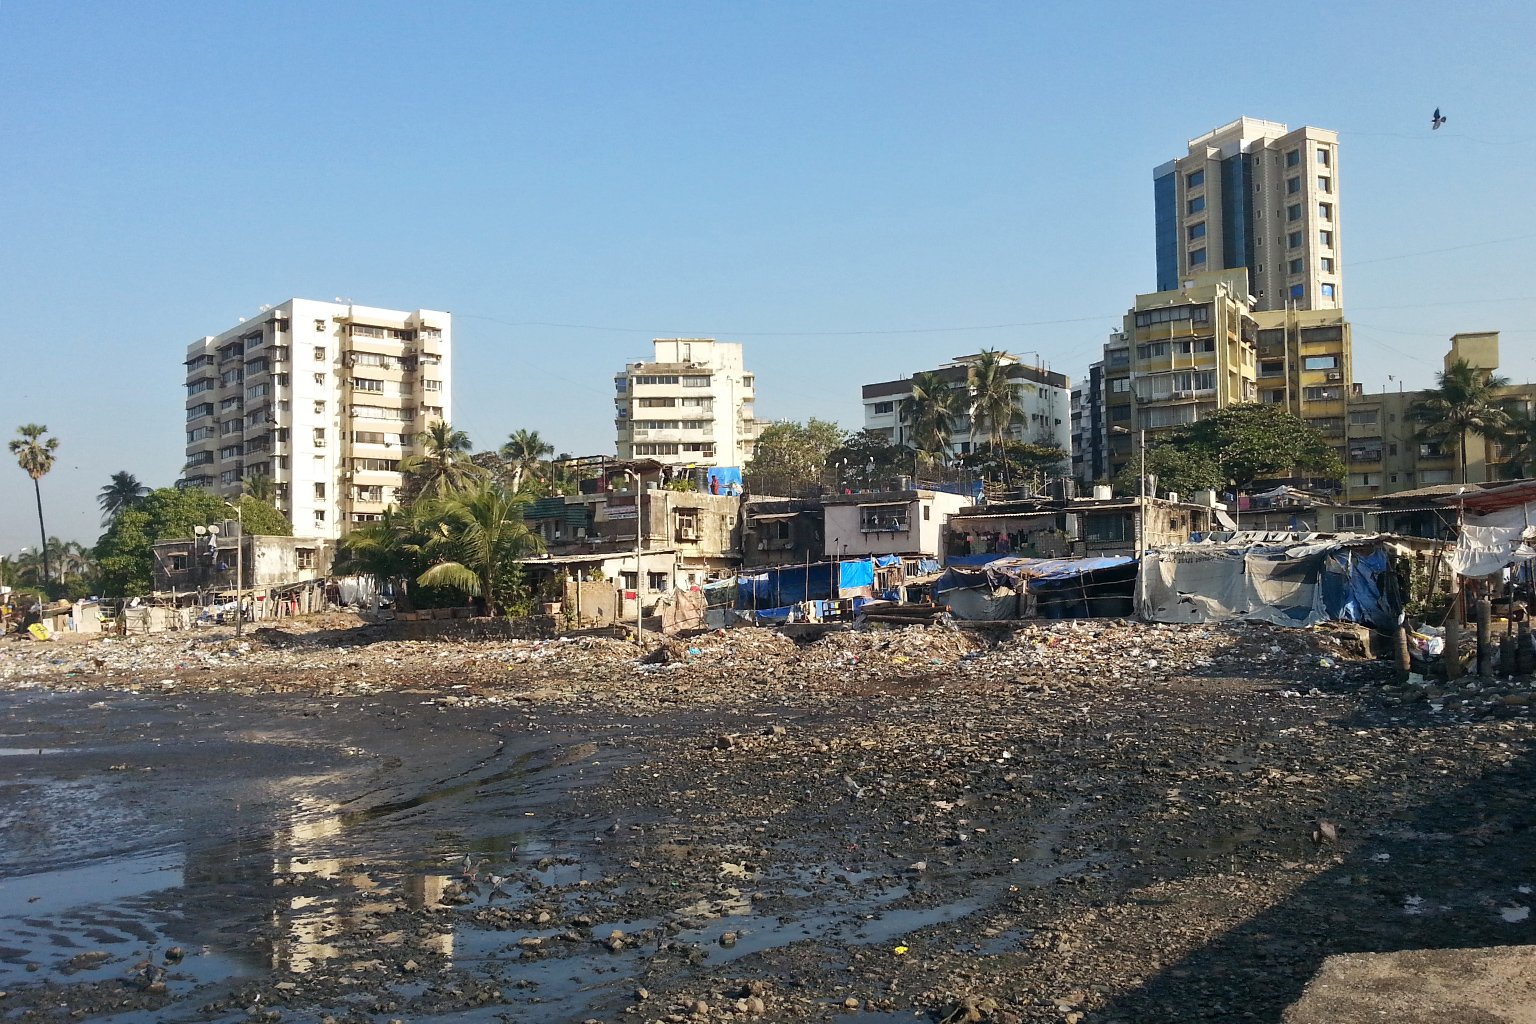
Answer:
xmin=3 ymin=0 xmax=1534 ymax=553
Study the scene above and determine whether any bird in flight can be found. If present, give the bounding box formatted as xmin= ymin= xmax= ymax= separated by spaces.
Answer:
xmin=1432 ymin=108 xmax=1447 ymax=130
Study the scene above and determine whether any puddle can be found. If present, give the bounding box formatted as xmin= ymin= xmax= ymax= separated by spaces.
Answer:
xmin=0 ymin=747 xmax=67 ymax=756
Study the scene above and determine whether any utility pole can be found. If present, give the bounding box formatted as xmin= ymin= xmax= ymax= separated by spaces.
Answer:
xmin=225 ymin=502 xmax=244 ymax=637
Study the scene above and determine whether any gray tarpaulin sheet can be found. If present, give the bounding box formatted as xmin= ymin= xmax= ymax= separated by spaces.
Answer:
xmin=1139 ymin=544 xmax=1328 ymax=626
xmin=1139 ymin=537 xmax=1403 ymax=628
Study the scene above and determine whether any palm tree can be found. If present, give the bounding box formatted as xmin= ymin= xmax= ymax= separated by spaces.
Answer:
xmin=399 ymin=421 xmax=484 ymax=500
xmin=416 ymin=480 xmax=544 ymax=615
xmin=1410 ymin=359 xmax=1512 ymax=483
xmin=336 ymin=504 xmax=436 ymax=611
xmin=500 ymin=429 xmax=555 ymax=494
xmin=242 ymin=473 xmax=277 ymax=503
xmin=98 ymin=471 xmax=149 ymax=526
xmin=967 ymin=351 xmax=1022 ymax=487
xmin=1499 ymin=403 xmax=1536 ymax=479
xmin=10 ymin=424 xmax=59 ymax=585
xmin=900 ymin=370 xmax=965 ymax=468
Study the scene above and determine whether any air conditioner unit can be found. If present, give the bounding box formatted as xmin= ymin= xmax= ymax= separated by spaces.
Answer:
xmin=677 ymin=526 xmax=699 ymax=541
xmin=1326 ymin=372 xmax=1342 ymax=381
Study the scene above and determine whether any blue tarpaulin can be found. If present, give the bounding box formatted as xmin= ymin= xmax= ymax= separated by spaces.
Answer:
xmin=839 ymin=559 xmax=875 ymax=590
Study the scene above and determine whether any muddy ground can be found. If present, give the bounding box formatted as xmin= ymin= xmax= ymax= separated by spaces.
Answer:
xmin=0 ymin=616 xmax=1532 ymax=1024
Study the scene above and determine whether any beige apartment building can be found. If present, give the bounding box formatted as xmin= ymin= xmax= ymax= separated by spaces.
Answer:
xmin=1344 ymin=332 xmax=1532 ymax=497
xmin=1155 ymin=117 xmax=1341 ymax=312
xmin=614 ymin=339 xmax=759 ymax=472
xmin=1101 ymin=270 xmax=1355 ymax=482
xmin=183 ymin=299 xmax=451 ymax=540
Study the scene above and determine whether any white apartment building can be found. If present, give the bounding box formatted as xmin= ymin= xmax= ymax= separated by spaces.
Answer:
xmin=614 ymin=339 xmax=759 ymax=470
xmin=860 ymin=353 xmax=1072 ymax=464
xmin=183 ymin=299 xmax=451 ymax=540
xmin=1154 ymin=117 xmax=1341 ymax=312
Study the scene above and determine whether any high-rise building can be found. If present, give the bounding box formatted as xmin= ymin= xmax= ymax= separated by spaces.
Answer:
xmin=1070 ymin=361 xmax=1109 ymax=485
xmin=614 ymin=339 xmax=759 ymax=470
xmin=861 ymin=353 xmax=1071 ymax=464
xmin=183 ymin=299 xmax=451 ymax=540
xmin=1154 ymin=117 xmax=1341 ymax=312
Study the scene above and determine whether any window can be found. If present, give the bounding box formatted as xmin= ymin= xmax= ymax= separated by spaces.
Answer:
xmin=1334 ymin=513 xmax=1364 ymax=531
xmin=355 ymin=485 xmax=384 ymax=503
xmin=1318 ymin=202 xmax=1333 ymax=221
xmin=923 ymin=505 xmax=931 ymax=521
xmin=296 ymin=548 xmax=316 ymax=569
xmin=1187 ymin=222 xmax=1206 ymax=240
xmin=675 ymin=510 xmax=699 ymax=541
xmin=1420 ymin=469 xmax=1454 ymax=484
xmin=1136 ymin=341 xmax=1170 ymax=359
xmin=1285 ymin=149 xmax=1300 ymax=167
xmin=314 ymin=510 xmax=326 ymax=523
xmin=1351 ymin=473 xmax=1380 ymax=487
xmin=1084 ymin=514 xmax=1132 ymax=543
xmin=1286 ymin=177 xmax=1301 ymax=194
xmin=1111 ymin=378 xmax=1131 ymax=393
xmin=859 ymin=505 xmax=910 ymax=532
xmin=353 ymin=457 xmax=401 ymax=472
xmin=1186 ymin=169 xmax=1204 ymax=188
xmin=1303 ymin=355 xmax=1339 ymax=371
xmin=1187 ymin=196 xmax=1205 ymax=214
xmin=314 ymin=482 xmax=326 ymax=499
xmin=645 ymin=571 xmax=669 ymax=592
xmin=313 ymin=400 xmax=325 ymax=414
xmin=352 ymin=378 xmax=384 ymax=392
xmin=1317 ymin=176 xmax=1331 ymax=193
xmin=1289 ymin=258 xmax=1304 ymax=274
xmin=1286 ymin=204 xmax=1302 ymax=221
xmin=423 ymin=379 xmax=442 ymax=391
xmin=1290 ymin=284 xmax=1305 ymax=300
xmin=1188 ymin=247 xmax=1206 ymax=266
xmin=1132 ymin=304 xmax=1209 ymax=328
xmin=1316 ymin=147 xmax=1330 ymax=166
xmin=1320 ymin=283 xmax=1336 ymax=299
xmin=680 ymin=375 xmax=711 ymax=387
xmin=313 ymin=427 xmax=327 ymax=447
xmin=1320 ymin=257 xmax=1335 ymax=272
xmin=1172 ymin=338 xmax=1216 ymax=354
xmin=1349 ymin=409 xmax=1379 ymax=427
xmin=1260 ymin=360 xmax=1284 ymax=378
xmin=1319 ymin=230 xmax=1333 ymax=247
xmin=1287 ymin=231 xmax=1302 ymax=249
xmin=871 ymin=401 xmax=894 ymax=414
xmin=314 ymin=346 xmax=327 ymax=360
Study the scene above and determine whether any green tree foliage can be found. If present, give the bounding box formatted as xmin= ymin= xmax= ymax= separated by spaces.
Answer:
xmin=93 ymin=488 xmax=290 ymax=597
xmin=1111 ymin=444 xmax=1224 ymax=498
xmin=10 ymin=424 xmax=59 ymax=584
xmin=744 ymin=418 xmax=844 ymax=496
xmin=1409 ymin=358 xmax=1512 ymax=483
xmin=966 ymin=350 xmax=1022 ymax=484
xmin=242 ymin=472 xmax=277 ymax=502
xmin=959 ymin=441 xmax=1071 ymax=491
xmin=500 ymin=429 xmax=556 ymax=494
xmin=1110 ymin=405 xmax=1342 ymax=497
xmin=1500 ymin=405 xmax=1536 ymax=478
xmin=827 ymin=430 xmax=911 ymax=489
xmin=414 ymin=481 xmax=544 ymax=615
xmin=899 ymin=371 xmax=964 ymax=465
xmin=400 ymin=421 xmax=485 ymax=501
xmin=98 ymin=471 xmax=149 ymax=526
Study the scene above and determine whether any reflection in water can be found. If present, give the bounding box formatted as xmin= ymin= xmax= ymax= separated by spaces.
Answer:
xmin=263 ymin=798 xmax=455 ymax=972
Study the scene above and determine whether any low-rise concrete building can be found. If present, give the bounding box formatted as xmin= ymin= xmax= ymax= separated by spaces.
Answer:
xmin=153 ymin=533 xmax=335 ymax=593
xmin=946 ymin=495 xmax=1224 ymax=561
xmin=742 ymin=498 xmax=824 ymax=568
xmin=821 ymin=489 xmax=969 ymax=562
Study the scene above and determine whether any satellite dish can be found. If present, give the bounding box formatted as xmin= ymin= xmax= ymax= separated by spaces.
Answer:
xmin=194 ymin=526 xmax=207 ymax=536
xmin=208 ymin=524 xmax=222 ymax=535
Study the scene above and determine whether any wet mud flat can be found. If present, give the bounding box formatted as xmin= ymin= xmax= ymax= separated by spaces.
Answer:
xmin=0 ymin=620 xmax=1533 ymax=1023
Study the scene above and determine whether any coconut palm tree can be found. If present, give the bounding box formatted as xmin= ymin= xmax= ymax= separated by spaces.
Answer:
xmin=966 ymin=351 xmax=1022 ymax=487
xmin=336 ymin=504 xmax=437 ymax=611
xmin=500 ymin=429 xmax=555 ymax=494
xmin=416 ymin=480 xmax=544 ymax=615
xmin=1498 ymin=403 xmax=1536 ymax=479
xmin=400 ymin=421 xmax=484 ymax=500
xmin=242 ymin=472 xmax=277 ymax=503
xmin=98 ymin=471 xmax=149 ymax=526
xmin=10 ymin=424 xmax=59 ymax=585
xmin=900 ymin=370 xmax=965 ymax=467
xmin=1410 ymin=359 xmax=1512 ymax=483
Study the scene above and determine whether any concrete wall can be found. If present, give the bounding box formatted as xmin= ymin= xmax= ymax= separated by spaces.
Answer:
xmin=824 ymin=491 xmax=967 ymax=559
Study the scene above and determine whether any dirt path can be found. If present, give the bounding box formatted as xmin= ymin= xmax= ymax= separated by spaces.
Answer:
xmin=0 ymin=618 xmax=1532 ymax=1023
